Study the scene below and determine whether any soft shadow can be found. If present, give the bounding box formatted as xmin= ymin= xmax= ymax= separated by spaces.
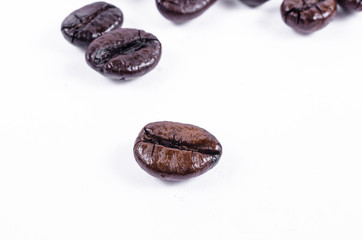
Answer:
xmin=158 ymin=179 xmax=188 ymax=186
xmin=171 ymin=20 xmax=190 ymax=26
xmin=218 ymin=0 xmax=242 ymax=8
xmin=163 ymin=16 xmax=201 ymax=26
xmin=238 ymin=0 xmax=270 ymax=8
xmin=109 ymin=78 xmax=136 ymax=85
xmin=335 ymin=7 xmax=354 ymax=20
xmin=293 ymin=29 xmax=313 ymax=36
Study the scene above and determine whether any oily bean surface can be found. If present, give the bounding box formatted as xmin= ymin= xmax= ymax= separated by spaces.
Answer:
xmin=133 ymin=121 xmax=222 ymax=181
xmin=156 ymin=0 xmax=217 ymax=22
xmin=85 ymin=28 xmax=162 ymax=80
xmin=61 ymin=2 xmax=123 ymax=48
xmin=337 ymin=0 xmax=362 ymax=11
xmin=240 ymin=0 xmax=269 ymax=7
xmin=281 ymin=0 xmax=337 ymax=33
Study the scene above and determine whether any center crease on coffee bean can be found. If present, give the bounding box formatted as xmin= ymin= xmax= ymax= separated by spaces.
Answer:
xmin=62 ymin=5 xmax=116 ymax=43
xmin=284 ymin=0 xmax=326 ymax=23
xmin=93 ymin=39 xmax=158 ymax=68
xmin=141 ymin=128 xmax=221 ymax=156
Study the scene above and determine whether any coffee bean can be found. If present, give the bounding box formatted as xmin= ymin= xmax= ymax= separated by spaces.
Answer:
xmin=156 ymin=0 xmax=217 ymax=22
xmin=85 ymin=29 xmax=162 ymax=80
xmin=61 ymin=2 xmax=123 ymax=48
xmin=280 ymin=0 xmax=337 ymax=33
xmin=133 ymin=121 xmax=222 ymax=181
xmin=240 ymin=0 xmax=269 ymax=7
xmin=337 ymin=0 xmax=362 ymax=11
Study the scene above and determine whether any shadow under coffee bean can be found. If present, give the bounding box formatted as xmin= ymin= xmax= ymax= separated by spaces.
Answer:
xmin=61 ymin=2 xmax=123 ymax=48
xmin=337 ymin=0 xmax=362 ymax=11
xmin=156 ymin=0 xmax=217 ymax=22
xmin=240 ymin=0 xmax=270 ymax=7
xmin=85 ymin=28 xmax=162 ymax=80
xmin=280 ymin=0 xmax=337 ymax=33
xmin=133 ymin=121 xmax=222 ymax=181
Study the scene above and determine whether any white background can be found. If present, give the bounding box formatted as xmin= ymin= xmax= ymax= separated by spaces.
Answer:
xmin=1 ymin=0 xmax=362 ymax=239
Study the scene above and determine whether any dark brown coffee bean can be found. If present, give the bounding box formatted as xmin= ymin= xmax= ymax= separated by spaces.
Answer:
xmin=337 ymin=0 xmax=362 ymax=11
xmin=61 ymin=2 xmax=123 ymax=48
xmin=240 ymin=0 xmax=269 ymax=7
xmin=85 ymin=29 xmax=162 ymax=80
xmin=133 ymin=121 xmax=222 ymax=181
xmin=280 ymin=0 xmax=337 ymax=33
xmin=156 ymin=0 xmax=217 ymax=22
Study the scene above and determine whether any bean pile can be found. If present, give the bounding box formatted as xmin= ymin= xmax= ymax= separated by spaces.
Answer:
xmin=61 ymin=2 xmax=162 ymax=80
xmin=61 ymin=0 xmax=359 ymax=181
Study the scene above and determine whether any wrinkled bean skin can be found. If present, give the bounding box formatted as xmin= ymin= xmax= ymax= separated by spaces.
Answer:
xmin=281 ymin=0 xmax=337 ymax=33
xmin=156 ymin=0 xmax=217 ymax=22
xmin=337 ymin=0 xmax=362 ymax=11
xmin=240 ymin=0 xmax=269 ymax=7
xmin=85 ymin=29 xmax=162 ymax=80
xmin=133 ymin=121 xmax=222 ymax=181
xmin=61 ymin=2 xmax=123 ymax=48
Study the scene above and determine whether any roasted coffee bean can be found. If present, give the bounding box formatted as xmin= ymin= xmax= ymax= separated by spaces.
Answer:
xmin=133 ymin=121 xmax=222 ymax=181
xmin=156 ymin=0 xmax=217 ymax=22
xmin=85 ymin=29 xmax=162 ymax=80
xmin=337 ymin=0 xmax=362 ymax=11
xmin=61 ymin=2 xmax=123 ymax=48
xmin=240 ymin=0 xmax=269 ymax=7
xmin=280 ymin=0 xmax=337 ymax=33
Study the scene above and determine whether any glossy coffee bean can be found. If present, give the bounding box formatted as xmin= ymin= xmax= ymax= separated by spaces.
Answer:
xmin=85 ymin=29 xmax=162 ymax=80
xmin=133 ymin=121 xmax=222 ymax=181
xmin=337 ymin=0 xmax=362 ymax=11
xmin=156 ymin=0 xmax=217 ymax=22
xmin=240 ymin=0 xmax=269 ymax=7
xmin=280 ymin=0 xmax=337 ymax=33
xmin=61 ymin=2 xmax=123 ymax=48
